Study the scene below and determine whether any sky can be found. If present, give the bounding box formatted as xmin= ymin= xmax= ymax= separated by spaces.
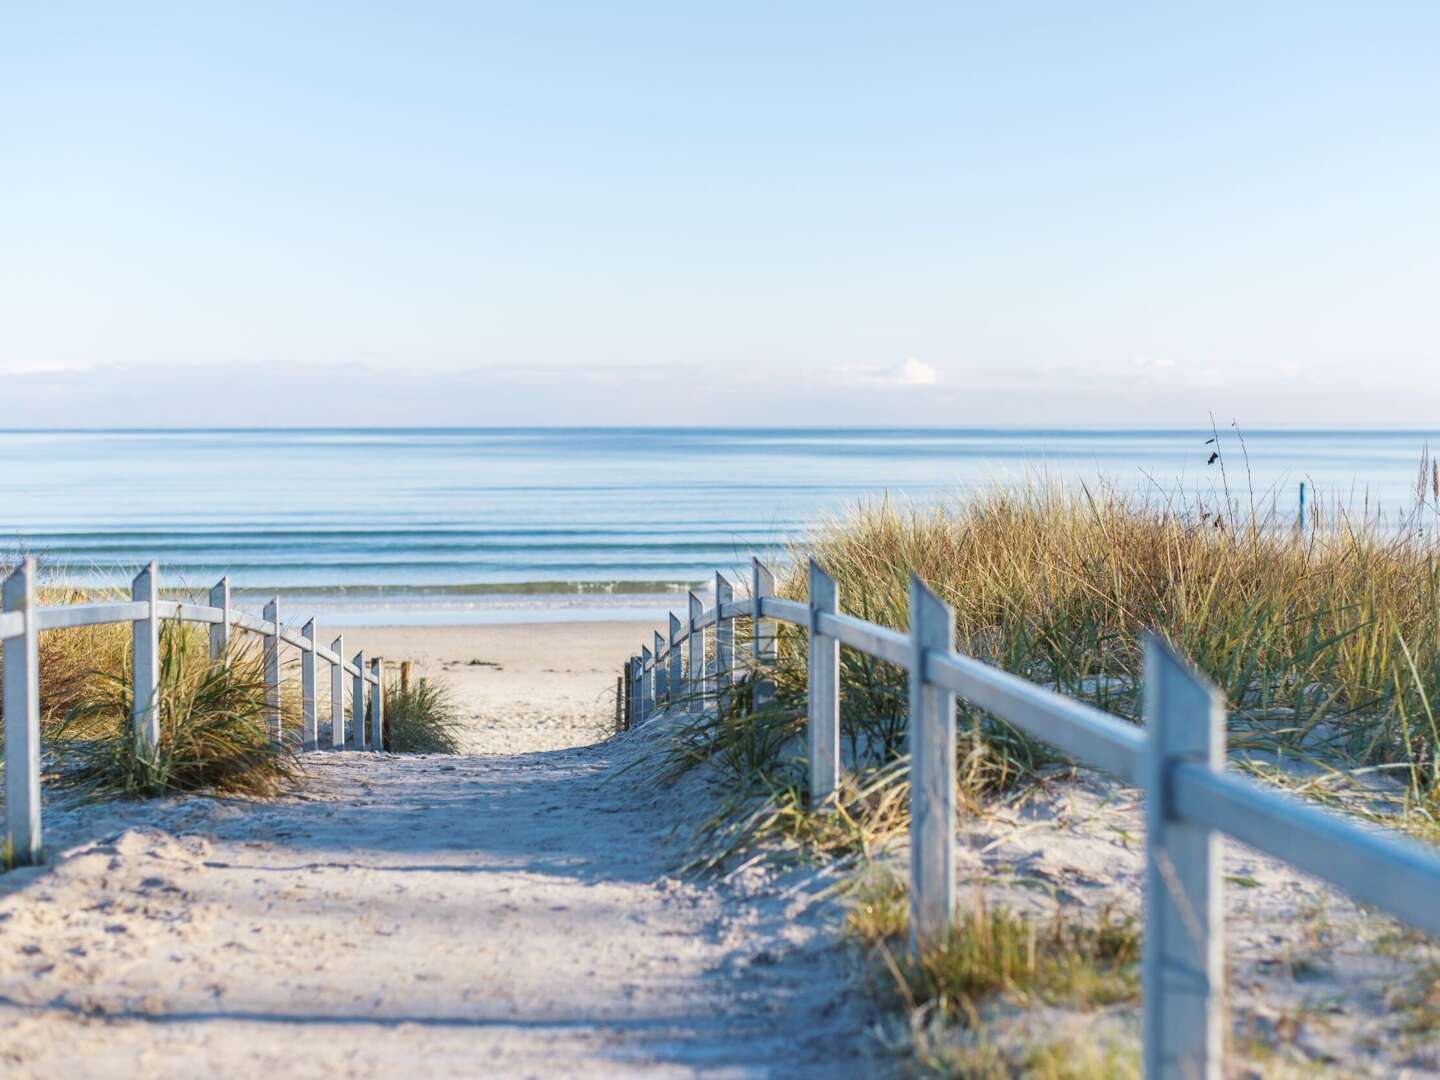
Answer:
xmin=4 ymin=3 xmax=1439 ymax=426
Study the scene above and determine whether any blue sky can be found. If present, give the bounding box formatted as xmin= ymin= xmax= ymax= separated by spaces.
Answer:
xmin=4 ymin=3 xmax=1438 ymax=425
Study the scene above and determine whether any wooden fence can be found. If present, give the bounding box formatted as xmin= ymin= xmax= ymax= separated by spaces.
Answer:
xmin=2 ymin=558 xmax=390 ymax=868
xmin=623 ymin=556 xmax=1440 ymax=1080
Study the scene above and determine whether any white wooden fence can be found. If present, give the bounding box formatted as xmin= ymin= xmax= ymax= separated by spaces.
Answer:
xmin=623 ymin=556 xmax=1440 ymax=1079
xmin=2 ymin=558 xmax=388 ymax=867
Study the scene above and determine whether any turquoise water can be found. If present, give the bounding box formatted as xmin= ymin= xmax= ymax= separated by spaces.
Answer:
xmin=0 ymin=428 xmax=1434 ymax=623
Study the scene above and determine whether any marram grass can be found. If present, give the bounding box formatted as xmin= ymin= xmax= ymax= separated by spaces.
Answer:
xmin=664 ymin=471 xmax=1440 ymax=865
xmin=56 ymin=622 xmax=301 ymax=798
xmin=383 ymin=677 xmax=463 ymax=754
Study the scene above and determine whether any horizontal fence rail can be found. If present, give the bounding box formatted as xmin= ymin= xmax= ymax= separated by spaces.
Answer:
xmin=623 ymin=555 xmax=1440 ymax=1080
xmin=1 ymin=559 xmax=393 ymax=871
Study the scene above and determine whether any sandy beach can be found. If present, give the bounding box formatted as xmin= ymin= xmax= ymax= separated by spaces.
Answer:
xmin=0 ymin=622 xmax=878 ymax=1078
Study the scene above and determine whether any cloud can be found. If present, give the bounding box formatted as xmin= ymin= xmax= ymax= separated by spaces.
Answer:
xmin=836 ymin=357 xmax=941 ymax=388
xmin=894 ymin=358 xmax=939 ymax=386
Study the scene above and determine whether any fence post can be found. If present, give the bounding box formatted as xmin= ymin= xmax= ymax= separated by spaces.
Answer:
xmin=715 ymin=572 xmax=734 ymax=692
xmin=1142 ymin=632 xmax=1225 ymax=1080
xmin=132 ymin=562 xmax=160 ymax=755
xmin=807 ymin=559 xmax=840 ymax=807
xmin=752 ymin=558 xmax=776 ymax=709
xmin=330 ymin=634 xmax=346 ymax=749
xmin=351 ymin=650 xmax=366 ymax=750
xmin=668 ymin=612 xmax=683 ymax=706
xmin=208 ymin=576 xmax=230 ymax=663
xmin=370 ymin=658 xmax=384 ymax=750
xmin=627 ymin=657 xmax=638 ymax=729
xmin=640 ymin=645 xmax=654 ymax=721
xmin=301 ymin=618 xmax=319 ymax=751
xmin=263 ymin=597 xmax=282 ymax=745
xmin=653 ymin=631 xmax=667 ymax=706
xmin=4 ymin=558 xmax=42 ymax=865
xmin=908 ymin=573 xmax=955 ymax=954
xmin=688 ymin=591 xmax=704 ymax=715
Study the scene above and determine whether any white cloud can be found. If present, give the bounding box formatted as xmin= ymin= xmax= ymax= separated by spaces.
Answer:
xmin=894 ymin=358 xmax=939 ymax=386
xmin=836 ymin=357 xmax=941 ymax=388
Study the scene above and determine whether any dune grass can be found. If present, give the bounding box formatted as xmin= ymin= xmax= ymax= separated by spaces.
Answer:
xmin=383 ymin=676 xmax=463 ymax=753
xmin=661 ymin=457 xmax=1440 ymax=864
xmin=54 ymin=621 xmax=301 ymax=798
xmin=845 ymin=872 xmax=1140 ymax=1077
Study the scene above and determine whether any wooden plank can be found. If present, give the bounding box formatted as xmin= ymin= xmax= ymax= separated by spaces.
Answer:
xmin=36 ymin=600 xmax=150 ymax=631
xmin=132 ymin=563 xmax=161 ymax=755
xmin=232 ymin=612 xmax=269 ymax=635
xmin=3 ymin=559 xmax=42 ymax=865
xmin=174 ymin=602 xmax=224 ymax=625
xmin=751 ymin=558 xmax=776 ymax=709
xmin=0 ymin=611 xmax=22 ymax=640
xmin=816 ymin=610 xmax=910 ymax=667
xmin=714 ymin=573 xmax=734 ymax=691
xmin=1175 ymin=762 xmax=1440 ymax=940
xmin=908 ymin=574 xmax=955 ymax=954
xmin=806 ymin=559 xmax=840 ymax=807
xmin=280 ymin=626 xmax=311 ymax=650
xmin=926 ymin=652 xmax=1144 ymax=785
xmin=330 ymin=634 xmax=346 ymax=749
xmin=209 ymin=577 xmax=230 ymax=661
xmin=688 ymin=591 xmax=705 ymax=715
xmin=350 ymin=650 xmax=366 ymax=750
xmin=263 ymin=598 xmax=282 ymax=745
xmin=1142 ymin=632 xmax=1224 ymax=1080
xmin=301 ymin=619 xmax=319 ymax=751
xmin=370 ymin=657 xmax=384 ymax=750
xmin=758 ymin=596 xmax=807 ymax=624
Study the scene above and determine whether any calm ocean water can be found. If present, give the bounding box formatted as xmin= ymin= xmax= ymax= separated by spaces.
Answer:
xmin=1 ymin=428 xmax=1434 ymax=624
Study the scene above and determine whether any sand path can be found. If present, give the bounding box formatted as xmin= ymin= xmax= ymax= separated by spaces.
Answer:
xmin=0 ymin=738 xmax=871 ymax=1077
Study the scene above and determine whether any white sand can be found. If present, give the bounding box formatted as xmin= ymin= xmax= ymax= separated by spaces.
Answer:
xmin=0 ymin=623 xmax=877 ymax=1078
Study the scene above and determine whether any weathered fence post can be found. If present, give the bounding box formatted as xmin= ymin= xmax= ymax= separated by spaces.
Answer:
xmin=628 ymin=657 xmax=639 ymax=728
xmin=908 ymin=574 xmax=955 ymax=954
xmin=351 ymin=650 xmax=366 ymax=750
xmin=714 ymin=572 xmax=734 ymax=692
xmin=653 ymin=631 xmax=667 ymax=706
xmin=807 ymin=559 xmax=840 ymax=807
xmin=668 ymin=612 xmax=683 ymax=707
xmin=330 ymin=634 xmax=346 ymax=749
xmin=641 ymin=645 xmax=654 ymax=720
xmin=301 ymin=618 xmax=319 ymax=751
xmin=752 ymin=558 xmax=776 ymax=709
xmin=132 ymin=562 xmax=160 ymax=755
xmin=208 ymin=576 xmax=230 ymax=663
xmin=4 ymin=558 xmax=42 ymax=865
xmin=263 ymin=597 xmax=282 ymax=745
xmin=688 ymin=591 xmax=704 ymax=715
xmin=401 ymin=659 xmax=413 ymax=694
xmin=370 ymin=657 xmax=384 ymax=750
xmin=1142 ymin=633 xmax=1225 ymax=1080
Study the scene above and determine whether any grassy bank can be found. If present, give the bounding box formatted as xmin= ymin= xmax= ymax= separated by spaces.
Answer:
xmin=665 ymin=468 xmax=1440 ymax=855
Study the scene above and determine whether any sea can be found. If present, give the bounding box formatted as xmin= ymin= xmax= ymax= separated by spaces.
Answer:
xmin=0 ymin=428 xmax=1434 ymax=625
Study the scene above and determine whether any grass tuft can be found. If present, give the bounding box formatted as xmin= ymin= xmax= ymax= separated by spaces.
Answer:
xmin=383 ymin=677 xmax=462 ymax=754
xmin=55 ymin=621 xmax=300 ymax=798
xmin=846 ymin=873 xmax=1139 ymax=1018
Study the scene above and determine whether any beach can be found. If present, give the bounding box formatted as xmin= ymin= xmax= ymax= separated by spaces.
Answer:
xmin=0 ymin=621 xmax=877 ymax=1078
